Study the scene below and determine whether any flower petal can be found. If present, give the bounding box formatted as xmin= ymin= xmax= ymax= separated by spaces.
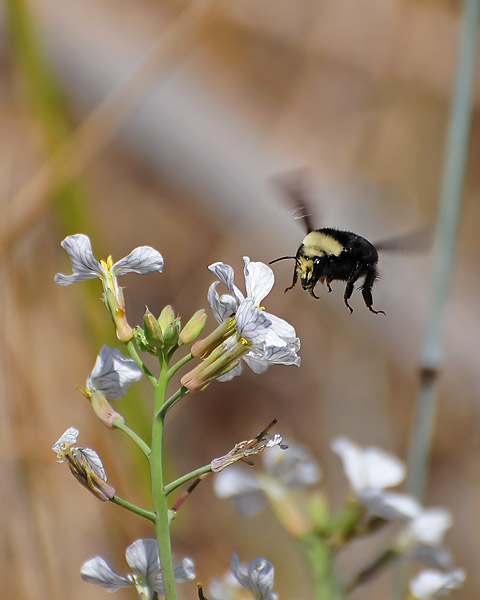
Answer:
xmin=208 ymin=262 xmax=244 ymax=303
xmin=207 ymin=281 xmax=237 ymax=323
xmin=173 ymin=558 xmax=196 ymax=583
xmin=332 ymin=437 xmax=405 ymax=493
xmin=52 ymin=427 xmax=79 ymax=453
xmin=87 ymin=345 xmax=143 ymax=399
xmin=243 ymin=257 xmax=274 ymax=305
xmin=80 ymin=556 xmax=130 ymax=592
xmin=410 ymin=568 xmax=465 ymax=599
xmin=125 ymin=539 xmax=161 ymax=580
xmin=113 ymin=247 xmax=164 ymax=275
xmin=407 ymin=508 xmax=453 ymax=546
xmin=54 ymin=234 xmax=103 ymax=285
xmin=235 ymin=299 xmax=271 ymax=344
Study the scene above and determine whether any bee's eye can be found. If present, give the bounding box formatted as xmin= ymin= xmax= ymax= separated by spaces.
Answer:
xmin=314 ymin=257 xmax=321 ymax=266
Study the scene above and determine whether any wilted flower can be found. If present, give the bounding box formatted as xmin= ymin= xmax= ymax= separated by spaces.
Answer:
xmin=410 ymin=568 xmax=465 ymax=599
xmin=54 ymin=234 xmax=164 ymax=341
xmin=214 ymin=439 xmax=321 ymax=524
xmin=211 ymin=423 xmax=286 ymax=472
xmin=81 ymin=538 xmax=195 ymax=599
xmin=52 ymin=427 xmax=115 ymax=501
xmin=210 ymin=554 xmax=277 ymax=600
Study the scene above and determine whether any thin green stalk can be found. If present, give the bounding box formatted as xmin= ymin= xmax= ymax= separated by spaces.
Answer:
xmin=110 ymin=496 xmax=156 ymax=522
xmin=150 ymin=351 xmax=177 ymax=600
xmin=407 ymin=0 xmax=480 ymax=501
xmin=158 ymin=386 xmax=189 ymax=419
xmin=165 ymin=465 xmax=212 ymax=495
xmin=125 ymin=339 xmax=157 ymax=387
xmin=301 ymin=533 xmax=343 ymax=600
xmin=114 ymin=420 xmax=151 ymax=458
xmin=167 ymin=352 xmax=194 ymax=379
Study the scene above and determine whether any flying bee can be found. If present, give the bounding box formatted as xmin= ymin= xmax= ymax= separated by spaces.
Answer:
xmin=269 ymin=172 xmax=428 ymax=315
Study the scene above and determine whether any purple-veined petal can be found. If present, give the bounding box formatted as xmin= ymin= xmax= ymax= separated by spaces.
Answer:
xmin=75 ymin=447 xmax=108 ymax=481
xmin=81 ymin=556 xmax=130 ymax=592
xmin=52 ymin=427 xmax=79 ymax=454
xmin=54 ymin=234 xmax=103 ymax=285
xmin=87 ymin=345 xmax=142 ymax=399
xmin=358 ymin=490 xmax=422 ymax=520
xmin=217 ymin=361 xmax=243 ymax=382
xmin=125 ymin=539 xmax=161 ymax=580
xmin=208 ymin=262 xmax=244 ymax=303
xmin=243 ymin=257 xmax=274 ymax=306
xmin=173 ymin=558 xmax=196 ymax=583
xmin=207 ymin=281 xmax=237 ymax=323
xmin=113 ymin=247 xmax=164 ymax=275
xmin=235 ymin=299 xmax=271 ymax=344
xmin=230 ymin=554 xmax=277 ymax=600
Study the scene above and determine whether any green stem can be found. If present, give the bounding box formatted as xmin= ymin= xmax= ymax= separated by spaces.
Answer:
xmin=165 ymin=464 xmax=212 ymax=495
xmin=301 ymin=533 xmax=343 ymax=600
xmin=125 ymin=339 xmax=157 ymax=387
xmin=167 ymin=352 xmax=194 ymax=380
xmin=114 ymin=420 xmax=151 ymax=459
xmin=150 ymin=351 xmax=177 ymax=600
xmin=158 ymin=386 xmax=189 ymax=419
xmin=110 ymin=495 xmax=156 ymax=522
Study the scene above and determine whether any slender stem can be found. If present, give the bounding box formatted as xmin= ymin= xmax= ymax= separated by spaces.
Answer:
xmin=407 ymin=0 xmax=480 ymax=500
xmin=125 ymin=339 xmax=157 ymax=387
xmin=165 ymin=464 xmax=212 ymax=495
xmin=114 ymin=420 xmax=151 ymax=458
xmin=110 ymin=495 xmax=156 ymax=522
xmin=150 ymin=351 xmax=177 ymax=600
xmin=158 ymin=386 xmax=189 ymax=419
xmin=301 ymin=533 xmax=343 ymax=600
xmin=167 ymin=352 xmax=194 ymax=380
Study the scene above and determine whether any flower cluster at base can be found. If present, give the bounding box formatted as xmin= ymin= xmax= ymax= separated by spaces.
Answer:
xmin=181 ymin=257 xmax=301 ymax=392
xmin=81 ymin=538 xmax=195 ymax=599
xmin=52 ymin=427 xmax=115 ymax=501
xmin=209 ymin=554 xmax=277 ymax=600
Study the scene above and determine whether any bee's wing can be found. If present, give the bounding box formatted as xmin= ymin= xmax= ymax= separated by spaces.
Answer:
xmin=375 ymin=226 xmax=432 ymax=253
xmin=271 ymin=168 xmax=315 ymax=234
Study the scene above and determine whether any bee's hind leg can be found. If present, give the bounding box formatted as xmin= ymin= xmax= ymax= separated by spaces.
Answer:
xmin=361 ymin=266 xmax=385 ymax=315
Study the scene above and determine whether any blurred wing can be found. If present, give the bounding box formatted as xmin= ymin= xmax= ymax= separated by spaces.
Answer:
xmin=375 ymin=225 xmax=432 ymax=253
xmin=271 ymin=168 xmax=316 ymax=234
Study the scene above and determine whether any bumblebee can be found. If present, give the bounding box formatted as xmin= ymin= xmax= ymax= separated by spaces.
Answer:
xmin=269 ymin=172 xmax=427 ymax=315
xmin=270 ymin=226 xmax=385 ymax=315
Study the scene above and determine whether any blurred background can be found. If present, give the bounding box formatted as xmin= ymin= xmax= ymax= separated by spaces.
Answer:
xmin=1 ymin=0 xmax=479 ymax=598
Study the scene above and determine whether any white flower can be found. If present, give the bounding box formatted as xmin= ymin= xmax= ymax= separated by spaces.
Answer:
xmin=87 ymin=345 xmax=142 ymax=399
xmin=207 ymin=257 xmax=300 ymax=380
xmin=52 ymin=427 xmax=115 ymax=501
xmin=230 ymin=554 xmax=277 ymax=600
xmin=410 ymin=568 xmax=465 ymax=599
xmin=55 ymin=234 xmax=164 ymax=290
xmin=80 ymin=539 xmax=195 ymax=598
xmin=332 ymin=437 xmax=405 ymax=495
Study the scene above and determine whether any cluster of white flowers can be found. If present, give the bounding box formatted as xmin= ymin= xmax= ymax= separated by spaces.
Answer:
xmin=207 ymin=257 xmax=301 ymax=379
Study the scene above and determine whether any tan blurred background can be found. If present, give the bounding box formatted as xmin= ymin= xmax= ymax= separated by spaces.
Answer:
xmin=1 ymin=0 xmax=479 ymax=599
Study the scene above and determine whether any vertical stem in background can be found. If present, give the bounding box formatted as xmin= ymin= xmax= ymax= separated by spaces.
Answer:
xmin=406 ymin=0 xmax=480 ymax=500
xmin=150 ymin=352 xmax=177 ymax=600
xmin=394 ymin=2 xmax=480 ymax=599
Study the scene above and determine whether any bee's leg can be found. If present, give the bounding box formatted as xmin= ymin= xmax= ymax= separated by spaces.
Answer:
xmin=326 ymin=277 xmax=333 ymax=293
xmin=343 ymin=279 xmax=356 ymax=314
xmin=284 ymin=265 xmax=298 ymax=293
xmin=361 ymin=266 xmax=385 ymax=315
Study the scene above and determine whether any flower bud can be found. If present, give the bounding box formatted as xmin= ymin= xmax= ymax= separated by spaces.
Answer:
xmin=191 ymin=317 xmax=236 ymax=358
xmin=163 ymin=317 xmax=181 ymax=348
xmin=143 ymin=307 xmax=164 ymax=350
xmin=179 ymin=309 xmax=207 ymax=345
xmin=158 ymin=305 xmax=176 ymax=333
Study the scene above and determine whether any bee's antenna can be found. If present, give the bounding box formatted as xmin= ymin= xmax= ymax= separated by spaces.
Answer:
xmin=269 ymin=256 xmax=296 ymax=265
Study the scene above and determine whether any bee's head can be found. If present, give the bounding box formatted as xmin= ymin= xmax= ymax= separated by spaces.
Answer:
xmin=297 ymin=255 xmax=323 ymax=297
